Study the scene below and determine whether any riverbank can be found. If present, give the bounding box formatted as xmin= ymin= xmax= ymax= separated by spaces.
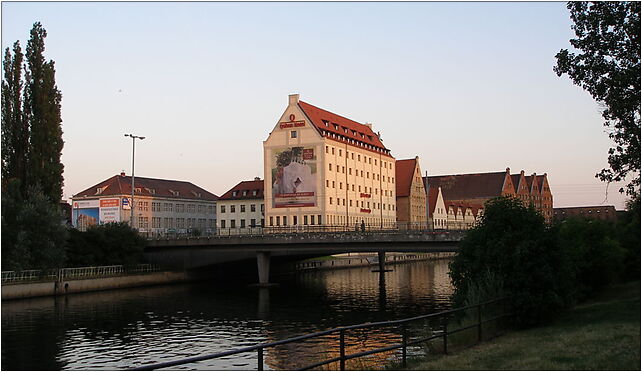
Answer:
xmin=294 ymin=252 xmax=455 ymax=271
xmin=406 ymin=281 xmax=641 ymax=371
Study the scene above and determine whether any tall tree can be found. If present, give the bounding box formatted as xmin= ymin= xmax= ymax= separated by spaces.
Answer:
xmin=24 ymin=22 xmax=64 ymax=204
xmin=554 ymin=2 xmax=641 ymax=197
xmin=1 ymin=41 xmax=29 ymax=194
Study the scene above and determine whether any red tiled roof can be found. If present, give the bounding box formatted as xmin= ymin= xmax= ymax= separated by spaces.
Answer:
xmin=73 ymin=174 xmax=218 ymax=201
xmin=298 ymin=101 xmax=393 ymax=158
xmin=218 ymin=179 xmax=264 ymax=201
xmin=423 ymin=171 xmax=508 ymax=201
xmin=426 ymin=185 xmax=440 ymax=217
xmin=395 ymin=158 xmax=418 ymax=197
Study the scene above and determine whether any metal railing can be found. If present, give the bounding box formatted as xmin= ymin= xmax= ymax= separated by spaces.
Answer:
xmin=131 ymin=297 xmax=510 ymax=371
xmin=1 ymin=264 xmax=159 ymax=284
xmin=144 ymin=224 xmax=468 ymax=240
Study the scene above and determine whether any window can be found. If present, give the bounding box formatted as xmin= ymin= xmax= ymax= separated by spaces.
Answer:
xmin=291 ymin=130 xmax=297 ymax=138
xmin=332 ymin=147 xmax=335 ymax=155
xmin=276 ymin=216 xmax=280 ymax=226
xmin=241 ymin=219 xmax=246 ymax=228
xmin=330 ymin=197 xmax=333 ymax=205
xmin=339 ymin=182 xmax=342 ymax=190
xmin=251 ymin=204 xmax=256 ymax=212
xmin=269 ymin=216 xmax=273 ymax=226
xmin=251 ymin=218 xmax=256 ymax=227
xmin=231 ymin=205 xmax=236 ymax=213
xmin=318 ymin=215 xmax=322 ymax=225
xmin=230 ymin=220 xmax=236 ymax=228
xmin=221 ymin=220 xmax=226 ymax=228
xmin=220 ymin=205 xmax=226 ymax=213
xmin=326 ymin=146 xmax=329 ymax=153
xmin=283 ymin=216 xmax=288 ymax=226
xmin=332 ymin=181 xmax=335 ymax=188
xmin=329 ymin=164 xmax=333 ymax=171
xmin=293 ymin=215 xmax=298 ymax=225
xmin=304 ymin=215 xmax=308 ymax=225
xmin=326 ymin=180 xmax=329 ymax=187
xmin=242 ymin=191 xmax=247 ymax=196
xmin=241 ymin=205 xmax=246 ymax=213
xmin=339 ymin=149 xmax=342 ymax=156
xmin=261 ymin=204 xmax=264 ymax=212
xmin=311 ymin=215 xmax=316 ymax=225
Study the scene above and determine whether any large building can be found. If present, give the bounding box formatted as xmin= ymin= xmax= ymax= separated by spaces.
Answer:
xmin=554 ymin=205 xmax=617 ymax=222
xmin=395 ymin=157 xmax=427 ymax=229
xmin=423 ymin=167 xmax=554 ymax=225
xmin=72 ymin=172 xmax=218 ymax=234
xmin=263 ymin=94 xmax=397 ymax=229
xmin=217 ymin=178 xmax=265 ymax=233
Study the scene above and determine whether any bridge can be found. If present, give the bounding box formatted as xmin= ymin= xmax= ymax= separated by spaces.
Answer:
xmin=144 ymin=229 xmax=465 ymax=285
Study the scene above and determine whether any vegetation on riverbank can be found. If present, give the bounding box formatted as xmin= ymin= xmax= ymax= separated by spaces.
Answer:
xmin=407 ymin=281 xmax=640 ymax=371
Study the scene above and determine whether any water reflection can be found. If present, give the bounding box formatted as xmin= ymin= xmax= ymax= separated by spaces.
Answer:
xmin=1 ymin=259 xmax=453 ymax=370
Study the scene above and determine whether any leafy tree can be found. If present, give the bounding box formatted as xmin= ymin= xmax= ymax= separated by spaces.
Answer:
xmin=24 ymin=22 xmax=64 ymax=204
xmin=449 ymin=197 xmax=576 ymax=327
xmin=554 ymin=2 xmax=641 ymax=197
xmin=617 ymin=195 xmax=641 ymax=281
xmin=66 ymin=222 xmax=146 ymax=267
xmin=556 ymin=217 xmax=626 ymax=299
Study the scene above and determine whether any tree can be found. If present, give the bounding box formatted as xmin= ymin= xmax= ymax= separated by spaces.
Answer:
xmin=24 ymin=22 xmax=65 ymax=204
xmin=554 ymin=2 xmax=641 ymax=197
xmin=66 ymin=223 xmax=146 ymax=268
xmin=449 ymin=197 xmax=576 ymax=326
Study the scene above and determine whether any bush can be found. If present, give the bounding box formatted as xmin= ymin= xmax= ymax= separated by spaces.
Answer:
xmin=449 ymin=196 xmax=576 ymax=327
xmin=66 ymin=222 xmax=145 ymax=267
xmin=556 ymin=217 xmax=626 ymax=299
xmin=617 ymin=196 xmax=641 ymax=281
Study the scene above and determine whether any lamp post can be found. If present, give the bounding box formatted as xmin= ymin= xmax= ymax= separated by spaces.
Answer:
xmin=125 ymin=133 xmax=145 ymax=229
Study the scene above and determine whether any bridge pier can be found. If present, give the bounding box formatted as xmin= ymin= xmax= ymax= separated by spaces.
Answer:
xmin=256 ymin=251 xmax=271 ymax=286
xmin=372 ymin=251 xmax=393 ymax=273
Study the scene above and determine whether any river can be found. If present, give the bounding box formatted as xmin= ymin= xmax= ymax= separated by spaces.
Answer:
xmin=1 ymin=259 xmax=453 ymax=370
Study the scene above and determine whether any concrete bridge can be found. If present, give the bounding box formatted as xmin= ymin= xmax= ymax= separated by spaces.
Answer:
xmin=144 ymin=230 xmax=465 ymax=285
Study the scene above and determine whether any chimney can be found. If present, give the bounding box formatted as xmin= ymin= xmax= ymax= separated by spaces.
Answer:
xmin=289 ymin=93 xmax=299 ymax=105
xmin=364 ymin=122 xmax=373 ymax=129
xmin=120 ymin=171 xmax=126 ymax=177
xmin=505 ymin=167 xmax=510 ymax=174
xmin=520 ymin=170 xmax=525 ymax=176
xmin=254 ymin=177 xmax=261 ymax=181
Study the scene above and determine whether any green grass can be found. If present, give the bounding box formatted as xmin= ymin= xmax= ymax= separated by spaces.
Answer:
xmin=407 ymin=281 xmax=641 ymax=371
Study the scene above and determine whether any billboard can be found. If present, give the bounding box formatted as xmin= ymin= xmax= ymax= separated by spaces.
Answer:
xmin=271 ymin=146 xmax=317 ymax=208
xmin=72 ymin=200 xmax=99 ymax=229
xmin=99 ymin=198 xmax=121 ymax=223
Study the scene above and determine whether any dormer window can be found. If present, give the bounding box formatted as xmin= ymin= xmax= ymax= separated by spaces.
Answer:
xmin=252 ymin=190 xmax=257 ymax=196
xmin=96 ymin=187 xmax=104 ymax=194
xmin=169 ymin=189 xmax=179 ymax=196
xmin=333 ymin=124 xmax=338 ymax=130
xmin=232 ymin=191 xmax=238 ymax=197
xmin=242 ymin=190 xmax=248 ymax=196
xmin=135 ymin=187 xmax=142 ymax=193
xmin=322 ymin=120 xmax=329 ymax=127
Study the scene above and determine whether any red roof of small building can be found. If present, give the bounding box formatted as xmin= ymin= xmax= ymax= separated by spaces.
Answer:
xmin=298 ymin=100 xmax=393 ymax=158
xmin=423 ymin=170 xmax=509 ymax=201
xmin=395 ymin=158 xmax=419 ymax=197
xmin=218 ymin=179 xmax=264 ymax=201
xmin=73 ymin=174 xmax=218 ymax=201
xmin=426 ymin=185 xmax=440 ymax=217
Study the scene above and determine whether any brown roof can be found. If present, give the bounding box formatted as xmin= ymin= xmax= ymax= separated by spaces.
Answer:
xmin=395 ymin=158 xmax=418 ymax=197
xmin=426 ymin=185 xmax=440 ymax=217
xmin=423 ymin=171 xmax=508 ymax=201
xmin=73 ymin=174 xmax=218 ymax=201
xmin=218 ymin=179 xmax=264 ymax=201
xmin=298 ymin=100 xmax=393 ymax=158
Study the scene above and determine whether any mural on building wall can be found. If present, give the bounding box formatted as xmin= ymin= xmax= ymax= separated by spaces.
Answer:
xmin=271 ymin=146 xmax=317 ymax=208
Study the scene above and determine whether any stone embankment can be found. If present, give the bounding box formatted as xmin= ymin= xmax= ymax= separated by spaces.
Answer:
xmin=294 ymin=252 xmax=455 ymax=271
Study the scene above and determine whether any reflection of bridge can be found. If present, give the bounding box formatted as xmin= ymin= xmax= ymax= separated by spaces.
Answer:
xmin=144 ymin=230 xmax=464 ymax=285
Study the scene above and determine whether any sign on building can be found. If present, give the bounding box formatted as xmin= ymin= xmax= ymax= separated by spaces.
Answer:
xmin=271 ymin=146 xmax=317 ymax=208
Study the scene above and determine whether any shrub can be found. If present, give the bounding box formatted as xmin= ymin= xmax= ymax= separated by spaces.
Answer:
xmin=66 ymin=222 xmax=145 ymax=267
xmin=449 ymin=196 xmax=576 ymax=327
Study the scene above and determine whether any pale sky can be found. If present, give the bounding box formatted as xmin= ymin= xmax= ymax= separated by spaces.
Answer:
xmin=1 ymin=1 xmax=633 ymax=209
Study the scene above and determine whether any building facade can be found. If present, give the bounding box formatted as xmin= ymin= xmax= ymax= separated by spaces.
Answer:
xmin=395 ymin=157 xmax=427 ymax=229
xmin=217 ymin=178 xmax=265 ymax=233
xmin=425 ymin=184 xmax=448 ymax=229
xmin=263 ymin=94 xmax=397 ymax=229
xmin=71 ymin=173 xmax=218 ymax=234
xmin=554 ymin=206 xmax=617 ymax=222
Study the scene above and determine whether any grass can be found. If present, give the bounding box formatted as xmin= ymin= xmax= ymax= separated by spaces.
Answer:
xmin=407 ymin=281 xmax=640 ymax=371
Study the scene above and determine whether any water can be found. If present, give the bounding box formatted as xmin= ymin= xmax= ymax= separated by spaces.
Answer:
xmin=1 ymin=259 xmax=453 ymax=370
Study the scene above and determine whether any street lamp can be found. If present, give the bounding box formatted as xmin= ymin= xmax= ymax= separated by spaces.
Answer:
xmin=124 ymin=133 xmax=145 ymax=229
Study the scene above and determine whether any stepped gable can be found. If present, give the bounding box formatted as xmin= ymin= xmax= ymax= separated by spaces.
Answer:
xmin=298 ymin=100 xmax=392 ymax=157
xmin=73 ymin=174 xmax=218 ymax=201
xmin=424 ymin=171 xmax=507 ymax=201
xmin=219 ymin=179 xmax=264 ymax=201
xmin=536 ymin=174 xmax=548 ymax=193
xmin=395 ymin=158 xmax=418 ymax=197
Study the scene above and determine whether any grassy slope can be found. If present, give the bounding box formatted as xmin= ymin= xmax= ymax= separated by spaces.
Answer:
xmin=409 ymin=281 xmax=641 ymax=371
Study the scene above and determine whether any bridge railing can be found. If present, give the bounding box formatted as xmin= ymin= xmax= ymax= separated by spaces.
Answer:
xmin=1 ymin=264 xmax=160 ymax=284
xmin=144 ymin=224 xmax=468 ymax=240
xmin=131 ymin=297 xmax=511 ymax=371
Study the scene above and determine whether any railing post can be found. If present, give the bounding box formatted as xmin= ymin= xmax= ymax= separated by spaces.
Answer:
xmin=257 ymin=347 xmax=263 ymax=371
xmin=401 ymin=323 xmax=408 ymax=368
xmin=478 ymin=303 xmax=483 ymax=342
xmin=339 ymin=329 xmax=346 ymax=371
xmin=442 ymin=315 xmax=448 ymax=355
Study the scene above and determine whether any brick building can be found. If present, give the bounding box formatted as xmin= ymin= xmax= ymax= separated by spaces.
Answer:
xmin=554 ymin=206 xmax=617 ymax=222
xmin=395 ymin=157 xmax=427 ymax=229
xmin=72 ymin=173 xmax=218 ymax=234
xmin=263 ymin=94 xmax=397 ymax=229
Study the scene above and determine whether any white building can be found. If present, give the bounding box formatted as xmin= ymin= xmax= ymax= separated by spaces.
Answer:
xmin=71 ymin=172 xmax=218 ymax=235
xmin=217 ymin=178 xmax=265 ymax=234
xmin=263 ymin=94 xmax=397 ymax=229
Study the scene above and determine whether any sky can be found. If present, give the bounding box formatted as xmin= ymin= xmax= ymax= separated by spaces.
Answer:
xmin=1 ymin=1 xmax=634 ymax=209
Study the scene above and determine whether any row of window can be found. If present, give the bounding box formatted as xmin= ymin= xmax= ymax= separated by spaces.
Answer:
xmin=219 ymin=204 xmax=265 ymax=213
xmin=325 ymin=180 xmax=394 ymax=197
xmin=219 ymin=218 xmax=265 ymax=228
xmin=138 ymin=201 xmax=215 ymax=214
xmin=326 ymin=145 xmax=391 ymax=167
xmin=137 ymin=216 xmax=215 ymax=229
xmin=327 ymin=163 xmax=394 ymax=183
xmin=269 ymin=215 xmax=323 ymax=226
xmin=328 ymin=197 xmax=395 ymax=211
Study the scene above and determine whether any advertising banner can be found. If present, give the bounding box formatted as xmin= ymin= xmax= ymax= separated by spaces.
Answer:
xmin=99 ymin=198 xmax=121 ymax=223
xmin=271 ymin=146 xmax=317 ymax=208
xmin=72 ymin=199 xmax=100 ymax=229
